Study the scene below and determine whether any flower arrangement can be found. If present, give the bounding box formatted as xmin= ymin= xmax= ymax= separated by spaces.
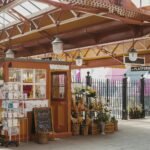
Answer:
xmin=129 ymin=104 xmax=143 ymax=119
xmin=77 ymin=86 xmax=96 ymax=98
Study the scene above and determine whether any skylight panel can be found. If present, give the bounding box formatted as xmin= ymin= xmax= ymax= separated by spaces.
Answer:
xmin=13 ymin=5 xmax=31 ymax=16
xmin=30 ymin=0 xmax=50 ymax=10
xmin=0 ymin=13 xmax=16 ymax=23
xmin=131 ymin=0 xmax=150 ymax=8
xmin=0 ymin=17 xmax=9 ymax=26
xmin=21 ymin=1 xmax=39 ymax=14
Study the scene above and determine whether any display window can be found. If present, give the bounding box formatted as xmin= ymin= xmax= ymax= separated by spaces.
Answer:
xmin=52 ymin=72 xmax=66 ymax=100
xmin=8 ymin=68 xmax=46 ymax=99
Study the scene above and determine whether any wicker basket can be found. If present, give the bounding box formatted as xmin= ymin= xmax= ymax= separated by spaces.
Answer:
xmin=89 ymin=123 xmax=99 ymax=135
xmin=105 ymin=122 xmax=115 ymax=133
xmin=72 ymin=123 xmax=80 ymax=136
xmin=37 ymin=132 xmax=49 ymax=144
xmin=81 ymin=125 xmax=89 ymax=136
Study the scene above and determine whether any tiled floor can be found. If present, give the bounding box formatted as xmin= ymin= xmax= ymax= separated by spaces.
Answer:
xmin=1 ymin=118 xmax=150 ymax=150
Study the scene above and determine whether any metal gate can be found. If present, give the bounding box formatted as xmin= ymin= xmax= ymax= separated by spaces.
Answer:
xmin=72 ymin=73 xmax=150 ymax=119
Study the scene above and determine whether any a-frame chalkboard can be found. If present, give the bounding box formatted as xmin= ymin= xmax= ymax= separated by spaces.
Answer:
xmin=34 ymin=107 xmax=53 ymax=133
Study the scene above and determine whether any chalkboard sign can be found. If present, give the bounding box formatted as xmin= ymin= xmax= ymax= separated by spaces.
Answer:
xmin=34 ymin=107 xmax=53 ymax=133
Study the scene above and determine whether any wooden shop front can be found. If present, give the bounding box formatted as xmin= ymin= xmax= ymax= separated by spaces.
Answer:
xmin=0 ymin=58 xmax=71 ymax=143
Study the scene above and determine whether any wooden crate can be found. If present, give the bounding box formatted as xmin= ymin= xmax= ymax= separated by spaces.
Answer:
xmin=81 ymin=125 xmax=89 ymax=136
xmin=105 ymin=122 xmax=115 ymax=133
xmin=89 ymin=123 xmax=99 ymax=135
xmin=71 ymin=123 xmax=80 ymax=136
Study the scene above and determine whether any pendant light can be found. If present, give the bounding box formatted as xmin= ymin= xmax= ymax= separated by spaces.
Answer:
xmin=76 ymin=51 xmax=83 ymax=66
xmin=51 ymin=23 xmax=63 ymax=54
xmin=51 ymin=37 xmax=63 ymax=54
xmin=128 ymin=39 xmax=137 ymax=62
xmin=5 ymin=49 xmax=15 ymax=58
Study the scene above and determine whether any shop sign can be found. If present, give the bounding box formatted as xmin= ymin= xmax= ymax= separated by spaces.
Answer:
xmin=123 ymin=56 xmax=145 ymax=65
xmin=50 ymin=64 xmax=69 ymax=70
xmin=131 ymin=66 xmax=150 ymax=71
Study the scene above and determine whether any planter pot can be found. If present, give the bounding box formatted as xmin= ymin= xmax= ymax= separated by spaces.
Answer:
xmin=105 ymin=122 xmax=115 ymax=133
xmin=37 ymin=132 xmax=49 ymax=144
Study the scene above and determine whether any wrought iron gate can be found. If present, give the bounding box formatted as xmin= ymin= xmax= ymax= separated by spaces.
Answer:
xmin=72 ymin=73 xmax=150 ymax=119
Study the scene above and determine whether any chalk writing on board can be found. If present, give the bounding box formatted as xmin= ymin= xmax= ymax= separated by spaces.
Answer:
xmin=34 ymin=108 xmax=53 ymax=133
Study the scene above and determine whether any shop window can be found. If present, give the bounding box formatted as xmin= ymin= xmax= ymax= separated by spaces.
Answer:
xmin=8 ymin=68 xmax=46 ymax=99
xmin=9 ymin=69 xmax=21 ymax=82
xmin=52 ymin=73 xmax=66 ymax=100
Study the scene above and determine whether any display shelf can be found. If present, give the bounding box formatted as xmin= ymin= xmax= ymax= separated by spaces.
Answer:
xmin=0 ymin=82 xmax=29 ymax=147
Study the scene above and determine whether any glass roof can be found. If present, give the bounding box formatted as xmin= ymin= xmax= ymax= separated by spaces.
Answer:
xmin=0 ymin=0 xmax=55 ymax=29
xmin=0 ymin=12 xmax=16 ymax=27
xmin=131 ymin=0 xmax=150 ymax=8
xmin=13 ymin=0 xmax=52 ymax=17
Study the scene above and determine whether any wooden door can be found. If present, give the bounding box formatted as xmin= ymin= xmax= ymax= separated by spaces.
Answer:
xmin=51 ymin=72 xmax=68 ymax=132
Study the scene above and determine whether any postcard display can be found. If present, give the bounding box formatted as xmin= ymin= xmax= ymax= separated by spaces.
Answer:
xmin=0 ymin=68 xmax=49 ymax=146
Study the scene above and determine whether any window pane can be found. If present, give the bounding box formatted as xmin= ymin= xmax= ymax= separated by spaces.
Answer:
xmin=35 ymin=69 xmax=46 ymax=84
xmin=21 ymin=1 xmax=39 ymax=13
xmin=0 ymin=13 xmax=16 ymax=22
xmin=31 ymin=0 xmax=50 ymax=9
xmin=23 ymin=69 xmax=34 ymax=83
xmin=14 ymin=5 xmax=31 ymax=16
xmin=23 ymin=85 xmax=33 ymax=99
xmin=9 ymin=69 xmax=21 ymax=82
xmin=52 ymin=73 xmax=66 ymax=100
xmin=35 ymin=85 xmax=46 ymax=99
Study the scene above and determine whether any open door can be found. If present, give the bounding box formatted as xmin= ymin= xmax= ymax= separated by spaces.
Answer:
xmin=51 ymin=72 xmax=68 ymax=132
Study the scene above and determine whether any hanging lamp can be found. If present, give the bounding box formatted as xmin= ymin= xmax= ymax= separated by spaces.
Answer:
xmin=76 ymin=51 xmax=83 ymax=66
xmin=51 ymin=37 xmax=63 ymax=54
xmin=5 ymin=49 xmax=15 ymax=58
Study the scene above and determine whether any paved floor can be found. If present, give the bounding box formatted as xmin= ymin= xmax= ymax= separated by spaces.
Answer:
xmin=1 ymin=118 xmax=150 ymax=150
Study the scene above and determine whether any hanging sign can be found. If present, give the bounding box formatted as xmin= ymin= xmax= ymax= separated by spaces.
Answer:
xmin=123 ymin=56 xmax=145 ymax=65
xmin=50 ymin=64 xmax=69 ymax=70
xmin=131 ymin=66 xmax=150 ymax=71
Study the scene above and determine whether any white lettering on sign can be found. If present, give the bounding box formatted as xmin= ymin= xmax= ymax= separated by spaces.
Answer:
xmin=50 ymin=64 xmax=69 ymax=70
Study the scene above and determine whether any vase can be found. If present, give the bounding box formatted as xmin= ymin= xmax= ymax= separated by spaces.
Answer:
xmin=101 ymin=122 xmax=105 ymax=135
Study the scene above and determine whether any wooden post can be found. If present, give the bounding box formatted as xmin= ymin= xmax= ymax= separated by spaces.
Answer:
xmin=122 ymin=74 xmax=128 ymax=120
xmin=140 ymin=75 xmax=145 ymax=118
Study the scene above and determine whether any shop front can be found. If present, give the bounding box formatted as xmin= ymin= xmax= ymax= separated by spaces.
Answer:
xmin=0 ymin=58 xmax=71 ymax=145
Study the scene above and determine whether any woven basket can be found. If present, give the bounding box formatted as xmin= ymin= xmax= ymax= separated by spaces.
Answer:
xmin=105 ymin=122 xmax=115 ymax=133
